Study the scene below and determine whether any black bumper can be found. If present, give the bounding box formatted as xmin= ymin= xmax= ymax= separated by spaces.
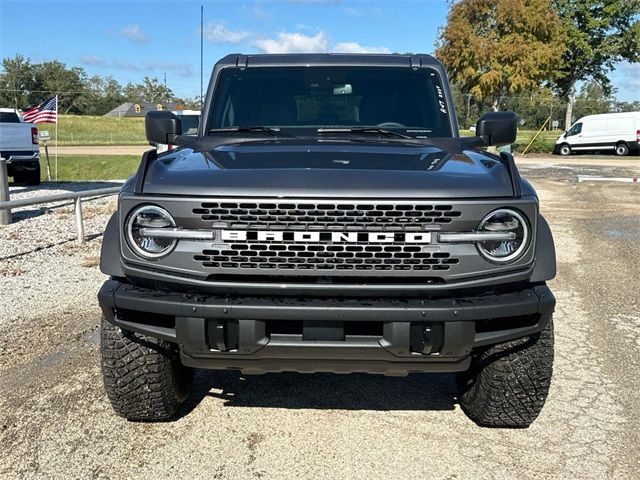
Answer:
xmin=4 ymin=154 xmax=39 ymax=176
xmin=98 ymin=279 xmax=555 ymax=376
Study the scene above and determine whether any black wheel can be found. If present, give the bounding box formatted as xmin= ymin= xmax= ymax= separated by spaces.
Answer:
xmin=558 ymin=144 xmax=571 ymax=156
xmin=458 ymin=318 xmax=554 ymax=428
xmin=615 ymin=142 xmax=629 ymax=156
xmin=13 ymin=164 xmax=41 ymax=185
xmin=25 ymin=164 xmax=41 ymax=185
xmin=100 ymin=316 xmax=194 ymax=421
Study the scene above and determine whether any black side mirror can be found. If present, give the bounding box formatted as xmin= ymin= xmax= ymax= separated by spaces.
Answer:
xmin=475 ymin=111 xmax=517 ymax=146
xmin=145 ymin=111 xmax=183 ymax=146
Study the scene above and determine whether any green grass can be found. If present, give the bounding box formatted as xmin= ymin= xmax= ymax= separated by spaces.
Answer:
xmin=35 ymin=115 xmax=146 ymax=146
xmin=40 ymin=155 xmax=140 ymax=181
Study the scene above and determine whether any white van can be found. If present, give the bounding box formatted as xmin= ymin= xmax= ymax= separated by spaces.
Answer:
xmin=554 ymin=112 xmax=640 ymax=156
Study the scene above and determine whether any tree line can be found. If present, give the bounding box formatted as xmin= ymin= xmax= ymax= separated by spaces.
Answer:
xmin=437 ymin=0 xmax=640 ymax=129
xmin=0 ymin=55 xmax=200 ymax=115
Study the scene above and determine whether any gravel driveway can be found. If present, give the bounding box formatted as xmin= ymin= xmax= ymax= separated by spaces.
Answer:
xmin=1 ymin=162 xmax=639 ymax=479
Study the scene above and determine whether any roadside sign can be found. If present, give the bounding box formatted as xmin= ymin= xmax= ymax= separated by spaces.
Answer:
xmin=551 ymin=120 xmax=559 ymax=130
xmin=39 ymin=130 xmax=50 ymax=140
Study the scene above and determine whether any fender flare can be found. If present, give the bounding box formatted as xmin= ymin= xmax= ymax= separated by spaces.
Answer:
xmin=531 ymin=214 xmax=556 ymax=282
xmin=100 ymin=213 xmax=125 ymax=278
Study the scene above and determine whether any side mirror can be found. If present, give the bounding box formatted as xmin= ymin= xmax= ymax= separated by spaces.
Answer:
xmin=475 ymin=111 xmax=517 ymax=146
xmin=145 ymin=111 xmax=182 ymax=146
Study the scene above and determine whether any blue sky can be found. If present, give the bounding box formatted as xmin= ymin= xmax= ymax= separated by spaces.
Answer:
xmin=1 ymin=0 xmax=638 ymax=101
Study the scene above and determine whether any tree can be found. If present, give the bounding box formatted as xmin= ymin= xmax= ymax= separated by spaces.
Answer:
xmin=0 ymin=55 xmax=39 ymax=108
xmin=80 ymin=76 xmax=126 ymax=115
xmin=552 ymin=0 xmax=640 ymax=129
xmin=614 ymin=99 xmax=640 ymax=112
xmin=123 ymin=76 xmax=174 ymax=103
xmin=572 ymin=80 xmax=615 ymax=119
xmin=34 ymin=61 xmax=88 ymax=113
xmin=436 ymin=0 xmax=565 ymax=111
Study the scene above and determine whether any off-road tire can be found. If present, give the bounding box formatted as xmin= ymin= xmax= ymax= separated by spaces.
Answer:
xmin=100 ymin=316 xmax=194 ymax=421
xmin=458 ymin=318 xmax=554 ymax=428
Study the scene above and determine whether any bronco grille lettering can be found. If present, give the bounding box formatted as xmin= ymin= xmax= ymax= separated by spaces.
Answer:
xmin=220 ymin=230 xmax=432 ymax=243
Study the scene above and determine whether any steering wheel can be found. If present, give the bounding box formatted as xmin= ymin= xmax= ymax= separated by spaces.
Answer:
xmin=376 ymin=122 xmax=406 ymax=128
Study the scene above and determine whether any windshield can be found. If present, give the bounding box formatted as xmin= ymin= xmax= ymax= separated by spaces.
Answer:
xmin=209 ymin=67 xmax=452 ymax=138
xmin=0 ymin=112 xmax=20 ymax=123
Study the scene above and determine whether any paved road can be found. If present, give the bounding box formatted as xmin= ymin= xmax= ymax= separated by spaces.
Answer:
xmin=53 ymin=145 xmax=149 ymax=156
xmin=1 ymin=160 xmax=639 ymax=479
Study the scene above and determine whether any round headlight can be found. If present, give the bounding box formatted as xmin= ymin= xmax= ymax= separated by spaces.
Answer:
xmin=477 ymin=209 xmax=529 ymax=263
xmin=126 ymin=205 xmax=176 ymax=258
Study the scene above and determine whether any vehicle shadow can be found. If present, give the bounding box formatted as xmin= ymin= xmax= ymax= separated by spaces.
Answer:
xmin=179 ymin=369 xmax=458 ymax=416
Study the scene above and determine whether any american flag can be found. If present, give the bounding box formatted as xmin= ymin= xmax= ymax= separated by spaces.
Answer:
xmin=22 ymin=96 xmax=57 ymax=124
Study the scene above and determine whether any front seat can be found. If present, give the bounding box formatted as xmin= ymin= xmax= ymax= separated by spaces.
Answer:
xmin=258 ymin=95 xmax=298 ymax=126
xmin=359 ymin=95 xmax=401 ymax=126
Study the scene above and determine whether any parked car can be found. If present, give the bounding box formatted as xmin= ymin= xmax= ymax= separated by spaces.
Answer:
xmin=99 ymin=53 xmax=557 ymax=428
xmin=154 ymin=110 xmax=200 ymax=153
xmin=554 ymin=111 xmax=640 ymax=156
xmin=0 ymin=108 xmax=40 ymax=184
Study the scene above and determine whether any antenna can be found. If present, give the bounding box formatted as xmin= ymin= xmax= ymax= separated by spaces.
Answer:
xmin=200 ymin=3 xmax=204 ymax=109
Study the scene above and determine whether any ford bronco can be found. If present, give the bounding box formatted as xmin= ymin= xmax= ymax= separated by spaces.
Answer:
xmin=98 ymin=54 xmax=556 ymax=427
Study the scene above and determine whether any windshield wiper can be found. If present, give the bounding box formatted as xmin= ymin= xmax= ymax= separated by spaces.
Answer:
xmin=209 ymin=126 xmax=296 ymax=137
xmin=317 ymin=127 xmax=413 ymax=139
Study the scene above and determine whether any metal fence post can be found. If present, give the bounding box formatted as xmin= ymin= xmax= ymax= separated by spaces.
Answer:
xmin=0 ymin=158 xmax=11 ymax=225
xmin=74 ymin=197 xmax=84 ymax=243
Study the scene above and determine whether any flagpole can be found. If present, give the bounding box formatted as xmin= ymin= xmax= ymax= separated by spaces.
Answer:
xmin=55 ymin=94 xmax=58 ymax=181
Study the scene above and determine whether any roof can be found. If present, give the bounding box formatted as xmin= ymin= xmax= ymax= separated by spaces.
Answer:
xmin=216 ymin=53 xmax=442 ymax=69
xmin=104 ymin=101 xmax=181 ymax=117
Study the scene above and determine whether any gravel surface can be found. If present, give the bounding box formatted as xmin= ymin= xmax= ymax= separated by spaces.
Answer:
xmin=0 ymin=182 xmax=121 ymax=260
xmin=1 ymin=160 xmax=639 ymax=479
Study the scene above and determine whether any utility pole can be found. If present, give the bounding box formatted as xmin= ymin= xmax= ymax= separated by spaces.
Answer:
xmin=163 ymin=72 xmax=167 ymax=90
xmin=200 ymin=3 xmax=204 ymax=109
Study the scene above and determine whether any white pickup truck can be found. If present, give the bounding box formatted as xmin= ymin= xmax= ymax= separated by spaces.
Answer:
xmin=0 ymin=108 xmax=41 ymax=185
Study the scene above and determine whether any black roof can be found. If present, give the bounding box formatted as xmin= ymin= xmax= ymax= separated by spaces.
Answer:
xmin=216 ymin=53 xmax=442 ymax=69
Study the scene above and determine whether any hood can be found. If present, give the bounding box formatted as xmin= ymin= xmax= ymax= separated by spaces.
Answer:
xmin=142 ymin=139 xmax=515 ymax=198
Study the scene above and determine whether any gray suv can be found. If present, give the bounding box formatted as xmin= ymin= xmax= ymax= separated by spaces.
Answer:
xmin=98 ymin=54 xmax=556 ymax=427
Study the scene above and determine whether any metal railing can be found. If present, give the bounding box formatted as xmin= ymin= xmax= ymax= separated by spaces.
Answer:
xmin=0 ymin=158 xmax=121 ymax=242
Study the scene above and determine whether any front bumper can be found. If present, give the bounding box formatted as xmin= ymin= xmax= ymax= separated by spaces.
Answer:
xmin=98 ymin=279 xmax=555 ymax=376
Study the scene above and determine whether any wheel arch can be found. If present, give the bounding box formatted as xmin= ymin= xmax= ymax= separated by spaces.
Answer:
xmin=100 ymin=212 xmax=125 ymax=277
xmin=531 ymin=214 xmax=556 ymax=282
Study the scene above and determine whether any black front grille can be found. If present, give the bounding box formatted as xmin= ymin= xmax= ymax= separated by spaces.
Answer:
xmin=193 ymin=201 xmax=462 ymax=230
xmin=190 ymin=199 xmax=465 ymax=275
xmin=194 ymin=243 xmax=459 ymax=272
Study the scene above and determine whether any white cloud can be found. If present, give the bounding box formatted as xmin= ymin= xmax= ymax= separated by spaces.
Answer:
xmin=254 ymin=32 xmax=329 ymax=53
xmin=78 ymin=56 xmax=193 ymax=77
xmin=121 ymin=24 xmax=148 ymax=44
xmin=332 ymin=42 xmax=391 ymax=54
xmin=203 ymin=22 xmax=250 ymax=44
xmin=151 ymin=62 xmax=194 ymax=77
xmin=79 ymin=55 xmax=106 ymax=67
